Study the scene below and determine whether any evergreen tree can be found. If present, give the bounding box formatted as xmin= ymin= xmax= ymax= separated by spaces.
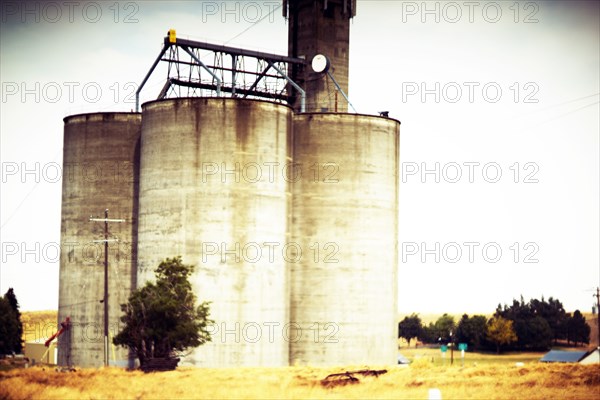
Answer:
xmin=398 ymin=314 xmax=423 ymax=347
xmin=496 ymin=295 xmax=564 ymax=350
xmin=417 ymin=314 xmax=456 ymax=344
xmin=418 ymin=322 xmax=437 ymax=344
xmin=523 ymin=316 xmax=553 ymax=350
xmin=433 ymin=314 xmax=456 ymax=342
xmin=530 ymin=296 xmax=568 ymax=343
xmin=0 ymin=288 xmax=23 ymax=354
xmin=567 ymin=310 xmax=591 ymax=346
xmin=4 ymin=288 xmax=23 ymax=353
xmin=456 ymin=314 xmax=487 ymax=350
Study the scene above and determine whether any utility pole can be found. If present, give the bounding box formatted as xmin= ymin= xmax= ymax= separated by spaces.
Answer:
xmin=594 ymin=287 xmax=600 ymax=351
xmin=449 ymin=330 xmax=454 ymax=365
xmin=90 ymin=209 xmax=125 ymax=367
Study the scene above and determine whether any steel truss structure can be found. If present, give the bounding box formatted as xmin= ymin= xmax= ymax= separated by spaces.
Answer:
xmin=136 ymin=34 xmax=307 ymax=112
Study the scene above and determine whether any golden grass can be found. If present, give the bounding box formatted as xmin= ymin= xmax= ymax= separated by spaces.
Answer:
xmin=1 ymin=362 xmax=598 ymax=400
xmin=10 ymin=311 xmax=597 ymax=398
xmin=400 ymin=347 xmax=547 ymax=366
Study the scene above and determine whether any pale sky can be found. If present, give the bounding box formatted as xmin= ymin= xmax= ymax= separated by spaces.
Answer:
xmin=1 ymin=0 xmax=598 ymax=314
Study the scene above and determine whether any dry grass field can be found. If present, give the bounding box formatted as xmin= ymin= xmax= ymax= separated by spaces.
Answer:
xmin=5 ymin=311 xmax=596 ymax=399
xmin=400 ymin=347 xmax=547 ymax=366
xmin=1 ymin=362 xmax=598 ymax=400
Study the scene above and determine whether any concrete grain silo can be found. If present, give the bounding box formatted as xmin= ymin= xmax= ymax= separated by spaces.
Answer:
xmin=289 ymin=113 xmax=399 ymax=365
xmin=283 ymin=0 xmax=400 ymax=365
xmin=58 ymin=113 xmax=140 ymax=368
xmin=58 ymin=0 xmax=400 ymax=369
xmin=137 ymin=98 xmax=292 ymax=367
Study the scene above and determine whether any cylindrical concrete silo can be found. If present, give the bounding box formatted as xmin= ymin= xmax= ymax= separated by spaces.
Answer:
xmin=290 ymin=113 xmax=399 ymax=366
xmin=137 ymin=98 xmax=292 ymax=367
xmin=58 ymin=112 xmax=141 ymax=368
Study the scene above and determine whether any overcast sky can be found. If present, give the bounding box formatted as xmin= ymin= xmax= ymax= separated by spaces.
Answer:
xmin=1 ymin=0 xmax=598 ymax=315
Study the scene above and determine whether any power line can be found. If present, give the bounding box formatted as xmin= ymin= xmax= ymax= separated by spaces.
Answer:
xmin=0 ymin=149 xmax=62 ymax=230
xmin=534 ymin=100 xmax=599 ymax=126
xmin=224 ymin=4 xmax=282 ymax=45
xmin=516 ymin=100 xmax=599 ymax=133
xmin=59 ymin=299 xmax=102 ymax=309
xmin=513 ymin=92 xmax=599 ymax=119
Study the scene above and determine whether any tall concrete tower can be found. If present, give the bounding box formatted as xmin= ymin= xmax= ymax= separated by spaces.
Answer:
xmin=286 ymin=0 xmax=400 ymax=366
xmin=285 ymin=0 xmax=356 ymax=112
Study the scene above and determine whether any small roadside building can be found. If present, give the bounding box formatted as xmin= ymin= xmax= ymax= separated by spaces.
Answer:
xmin=24 ymin=342 xmax=57 ymax=365
xmin=540 ymin=350 xmax=588 ymax=363
xmin=579 ymin=348 xmax=600 ymax=364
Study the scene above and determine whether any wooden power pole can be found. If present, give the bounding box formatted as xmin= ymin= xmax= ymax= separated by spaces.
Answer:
xmin=594 ymin=287 xmax=600 ymax=350
xmin=90 ymin=209 xmax=125 ymax=367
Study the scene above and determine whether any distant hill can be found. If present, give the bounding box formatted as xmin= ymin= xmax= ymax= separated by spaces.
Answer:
xmin=584 ymin=313 xmax=599 ymax=348
xmin=21 ymin=310 xmax=58 ymax=343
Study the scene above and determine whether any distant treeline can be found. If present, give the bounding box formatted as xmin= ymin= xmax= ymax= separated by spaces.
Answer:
xmin=399 ymin=296 xmax=591 ymax=353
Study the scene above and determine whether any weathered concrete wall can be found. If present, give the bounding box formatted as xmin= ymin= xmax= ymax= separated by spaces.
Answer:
xmin=290 ymin=113 xmax=399 ymax=365
xmin=138 ymin=98 xmax=292 ymax=367
xmin=58 ymin=112 xmax=141 ymax=368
